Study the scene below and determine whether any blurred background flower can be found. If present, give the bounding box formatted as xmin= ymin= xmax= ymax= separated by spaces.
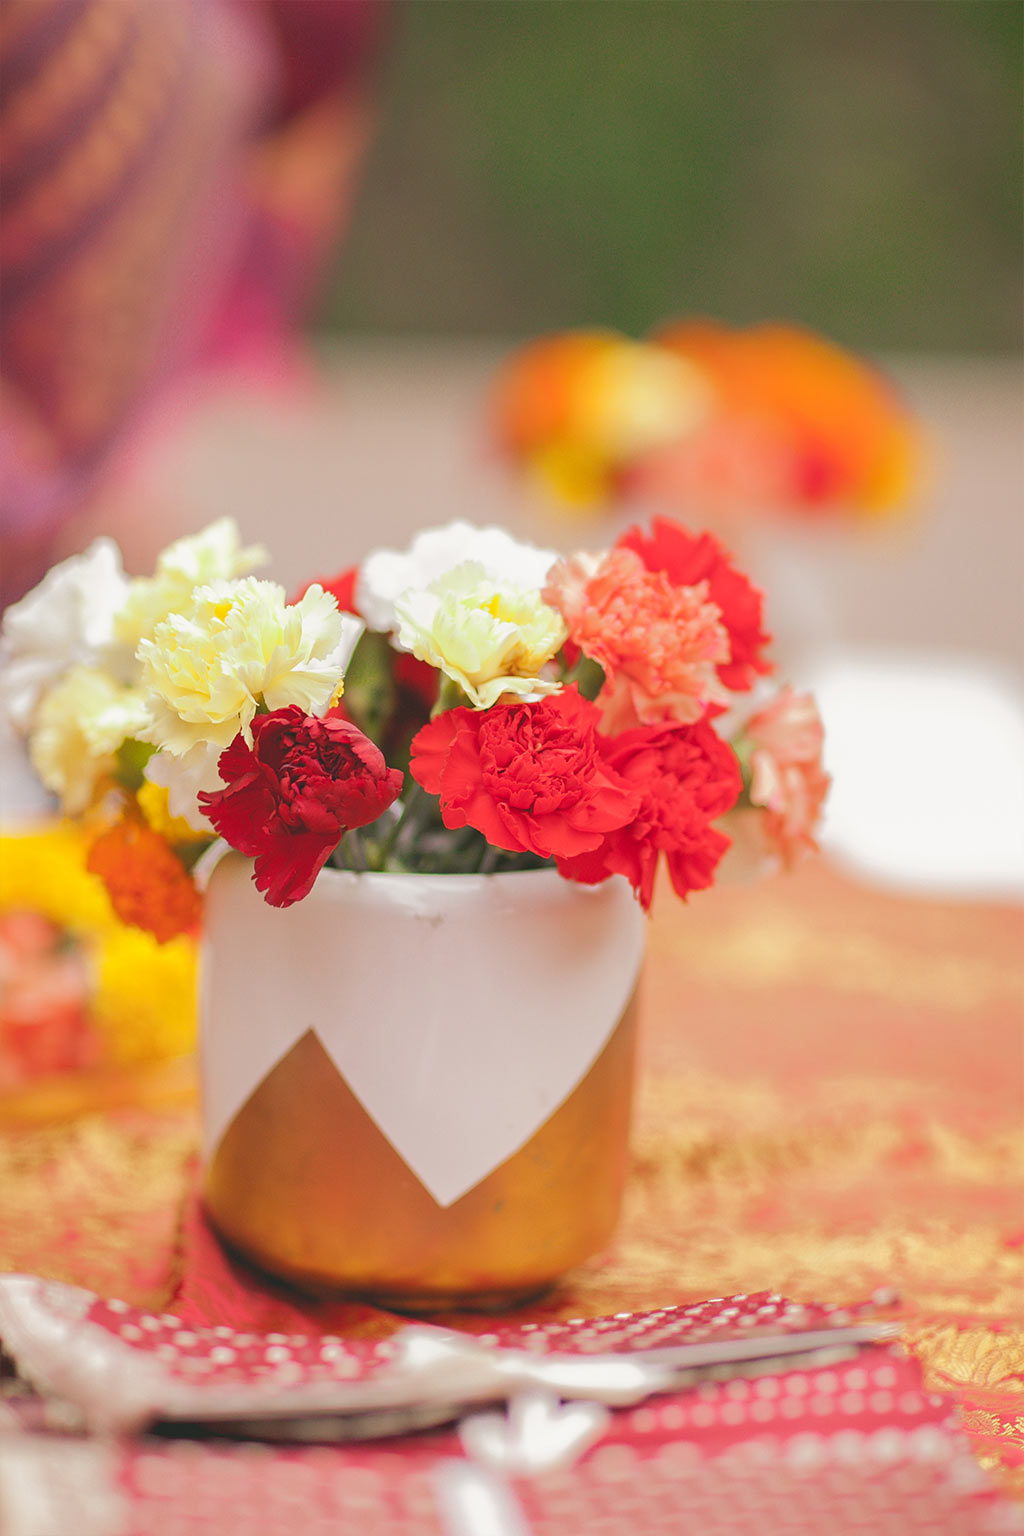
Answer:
xmin=0 ymin=823 xmax=197 ymax=1097
xmin=490 ymin=321 xmax=921 ymax=523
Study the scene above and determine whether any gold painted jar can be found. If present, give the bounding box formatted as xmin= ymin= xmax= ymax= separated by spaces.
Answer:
xmin=200 ymin=854 xmax=645 ymax=1311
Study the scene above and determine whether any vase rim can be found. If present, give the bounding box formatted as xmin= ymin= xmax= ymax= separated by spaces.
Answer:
xmin=209 ymin=849 xmax=634 ymax=903
xmin=315 ymin=863 xmax=562 ymax=884
xmin=218 ymin=850 xmax=565 ymax=885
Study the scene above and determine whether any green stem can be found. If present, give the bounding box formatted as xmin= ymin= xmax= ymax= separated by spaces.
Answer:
xmin=376 ymin=780 xmax=433 ymax=870
xmin=338 ymin=829 xmax=367 ymax=872
xmin=431 ymin=675 xmax=467 ymax=718
xmin=477 ymin=840 xmax=501 ymax=875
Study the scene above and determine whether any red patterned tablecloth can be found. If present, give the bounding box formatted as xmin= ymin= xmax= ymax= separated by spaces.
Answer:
xmin=1 ymin=859 xmax=1022 ymax=1527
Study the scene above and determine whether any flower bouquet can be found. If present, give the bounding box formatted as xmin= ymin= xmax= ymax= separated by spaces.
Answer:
xmin=1 ymin=514 xmax=828 ymax=1306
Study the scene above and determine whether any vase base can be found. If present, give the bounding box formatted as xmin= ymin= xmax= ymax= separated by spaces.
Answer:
xmin=346 ymin=1282 xmax=553 ymax=1316
xmin=208 ymin=1212 xmax=558 ymax=1316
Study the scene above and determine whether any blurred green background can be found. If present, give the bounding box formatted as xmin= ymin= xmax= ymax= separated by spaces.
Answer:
xmin=323 ymin=0 xmax=1022 ymax=352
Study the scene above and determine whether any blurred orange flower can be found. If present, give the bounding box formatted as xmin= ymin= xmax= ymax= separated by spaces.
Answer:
xmin=492 ymin=321 xmax=920 ymax=521
xmin=491 ymin=330 xmax=710 ymax=508
xmin=645 ymin=320 xmax=919 ymax=517
xmin=87 ymin=816 xmax=202 ymax=945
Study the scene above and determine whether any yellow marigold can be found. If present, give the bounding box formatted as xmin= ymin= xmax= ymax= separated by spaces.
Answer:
xmin=91 ymin=926 xmax=197 ymax=1064
xmin=0 ymin=823 xmax=116 ymax=933
xmin=87 ymin=817 xmax=202 ymax=944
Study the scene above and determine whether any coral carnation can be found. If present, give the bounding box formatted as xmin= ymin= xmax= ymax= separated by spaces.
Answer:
xmin=409 ymin=688 xmax=639 ymax=860
xmin=741 ymin=687 xmax=829 ymax=867
xmin=199 ymin=706 xmax=403 ymax=906
xmin=544 ymin=547 xmax=730 ymax=731
xmin=87 ymin=817 xmax=203 ymax=943
xmin=618 ymin=518 xmax=772 ymax=691
xmin=558 ymin=719 xmax=742 ymax=909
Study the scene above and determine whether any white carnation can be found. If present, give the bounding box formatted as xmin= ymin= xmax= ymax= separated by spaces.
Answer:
xmin=356 ymin=521 xmax=558 ymax=634
xmin=144 ymin=744 xmax=225 ymax=830
xmin=0 ymin=539 xmax=131 ymax=733
xmin=395 ymin=562 xmax=566 ymax=709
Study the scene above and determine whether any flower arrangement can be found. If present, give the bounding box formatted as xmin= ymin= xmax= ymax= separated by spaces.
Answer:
xmin=491 ymin=320 xmax=920 ymax=519
xmin=0 ymin=515 xmax=829 ymax=940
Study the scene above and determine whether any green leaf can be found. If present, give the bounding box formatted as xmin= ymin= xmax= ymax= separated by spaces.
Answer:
xmin=342 ymin=632 xmax=397 ymax=744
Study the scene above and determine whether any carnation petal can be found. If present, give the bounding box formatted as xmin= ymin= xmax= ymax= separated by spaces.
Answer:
xmin=252 ymin=829 xmax=335 ymax=907
xmin=395 ymin=564 xmax=565 ymax=710
xmin=145 ymin=744 xmax=225 ymax=830
xmin=197 ymin=707 xmax=402 ymax=906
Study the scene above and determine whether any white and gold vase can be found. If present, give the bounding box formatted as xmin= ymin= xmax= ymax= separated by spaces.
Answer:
xmin=200 ymin=853 xmax=645 ymax=1311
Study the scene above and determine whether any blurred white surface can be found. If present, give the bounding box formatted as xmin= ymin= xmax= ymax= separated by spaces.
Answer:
xmin=805 ymin=650 xmax=1024 ymax=899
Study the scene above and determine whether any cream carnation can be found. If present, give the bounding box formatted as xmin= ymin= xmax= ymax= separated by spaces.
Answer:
xmin=395 ymin=562 xmax=567 ymax=709
xmin=29 ymin=666 xmax=149 ymax=815
xmin=356 ymin=521 xmax=558 ymax=634
xmin=115 ymin=518 xmax=267 ymax=650
xmin=138 ymin=579 xmax=363 ymax=759
xmin=0 ymin=539 xmax=131 ymax=733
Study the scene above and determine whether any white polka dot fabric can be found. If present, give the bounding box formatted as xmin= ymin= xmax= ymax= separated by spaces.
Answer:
xmin=0 ymin=1279 xmax=1017 ymax=1534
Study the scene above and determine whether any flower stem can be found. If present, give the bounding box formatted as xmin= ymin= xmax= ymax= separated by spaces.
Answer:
xmin=339 ymin=830 xmax=367 ymax=872
xmin=374 ymin=781 xmax=431 ymax=870
xmin=477 ymin=841 xmax=501 ymax=875
xmin=431 ymin=676 xmax=465 ymax=718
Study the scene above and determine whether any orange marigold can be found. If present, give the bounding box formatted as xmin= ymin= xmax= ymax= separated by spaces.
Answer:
xmin=87 ymin=817 xmax=202 ymax=944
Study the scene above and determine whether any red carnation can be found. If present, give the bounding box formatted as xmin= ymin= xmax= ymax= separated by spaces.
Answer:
xmin=557 ymin=719 xmax=742 ymax=909
xmin=409 ymin=688 xmax=640 ymax=861
xmin=293 ymin=566 xmax=359 ymax=615
xmin=199 ymin=707 xmax=403 ymax=907
xmin=618 ymin=518 xmax=772 ymax=691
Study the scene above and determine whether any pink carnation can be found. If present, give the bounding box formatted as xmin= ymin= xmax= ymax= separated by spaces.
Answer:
xmin=743 ymin=687 xmax=829 ymax=867
xmin=544 ymin=547 xmax=730 ymax=733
